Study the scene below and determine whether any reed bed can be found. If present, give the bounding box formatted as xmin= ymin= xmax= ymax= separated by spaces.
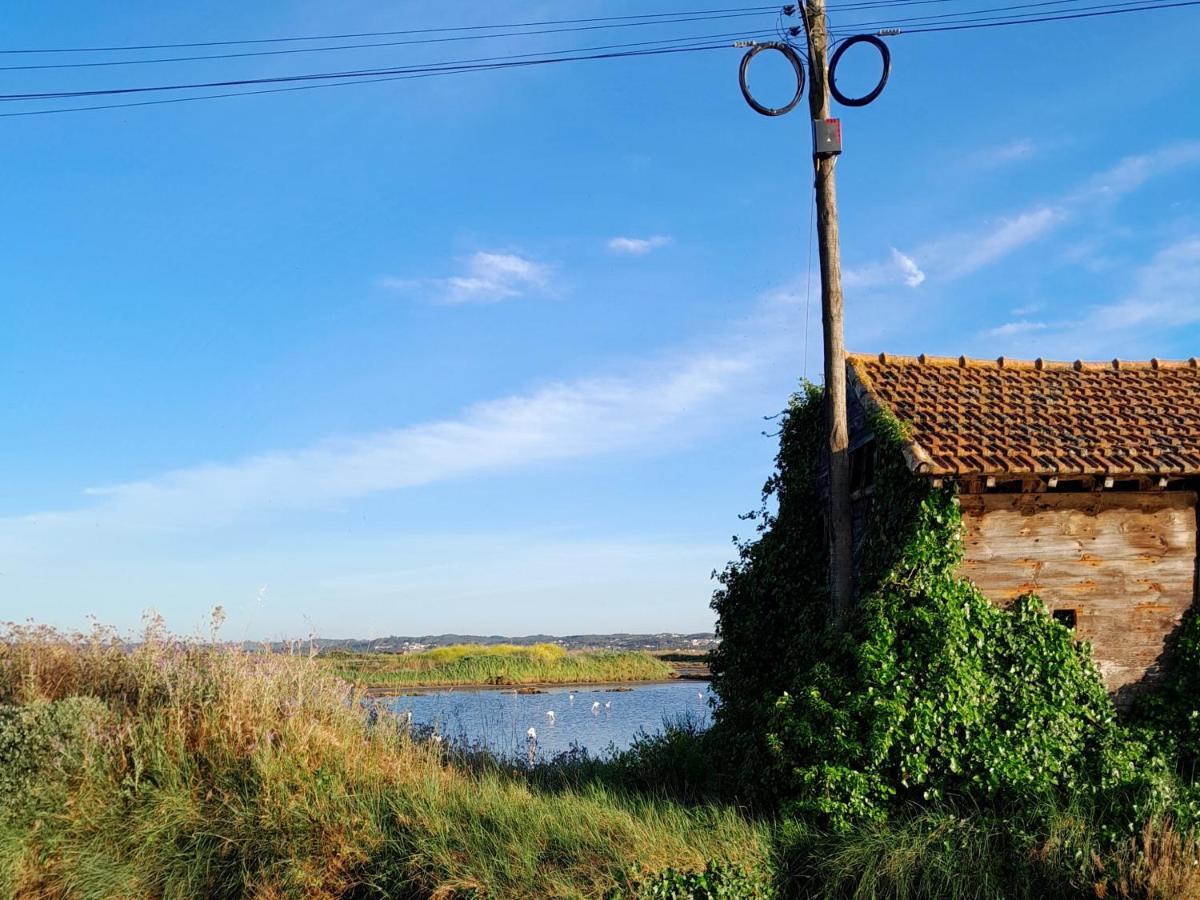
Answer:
xmin=326 ymin=643 xmax=674 ymax=688
xmin=0 ymin=621 xmax=769 ymax=899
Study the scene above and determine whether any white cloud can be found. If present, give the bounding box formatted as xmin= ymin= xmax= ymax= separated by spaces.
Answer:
xmin=937 ymin=207 xmax=1065 ymax=280
xmin=0 ymin=292 xmax=809 ymax=636
xmin=986 ymin=320 xmax=1049 ymax=337
xmin=845 ymin=142 xmax=1200 ymax=290
xmin=974 ymin=236 xmax=1200 ymax=358
xmin=1071 ymin=142 xmax=1200 ymax=203
xmin=978 ymin=138 xmax=1035 ymax=166
xmin=607 ymin=235 xmax=673 ymax=256
xmin=844 ymin=247 xmax=925 ymax=289
xmin=0 ymin=303 xmax=807 ymax=546
xmin=892 ymin=249 xmax=926 ymax=287
xmin=380 ymin=251 xmax=552 ymax=304
xmin=1091 ymin=237 xmax=1200 ymax=331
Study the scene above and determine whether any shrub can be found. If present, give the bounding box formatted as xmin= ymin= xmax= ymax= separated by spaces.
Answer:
xmin=625 ymin=861 xmax=775 ymax=899
xmin=0 ymin=695 xmax=110 ymax=819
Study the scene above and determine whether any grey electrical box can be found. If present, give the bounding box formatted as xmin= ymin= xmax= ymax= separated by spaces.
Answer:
xmin=812 ymin=118 xmax=842 ymax=156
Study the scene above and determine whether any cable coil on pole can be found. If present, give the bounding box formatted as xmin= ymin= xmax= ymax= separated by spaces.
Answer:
xmin=737 ymin=40 xmax=805 ymax=116
xmin=827 ymin=34 xmax=890 ymax=107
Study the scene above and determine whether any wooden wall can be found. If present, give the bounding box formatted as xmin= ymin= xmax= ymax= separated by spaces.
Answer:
xmin=958 ymin=491 xmax=1198 ymax=695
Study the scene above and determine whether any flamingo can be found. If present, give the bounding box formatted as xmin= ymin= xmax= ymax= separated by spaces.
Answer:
xmin=592 ymin=701 xmax=600 ymax=713
xmin=546 ymin=710 xmax=555 ymax=724
xmin=527 ymin=726 xmax=537 ymax=739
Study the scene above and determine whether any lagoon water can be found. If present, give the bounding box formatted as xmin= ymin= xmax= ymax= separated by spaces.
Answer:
xmin=381 ymin=681 xmax=713 ymax=759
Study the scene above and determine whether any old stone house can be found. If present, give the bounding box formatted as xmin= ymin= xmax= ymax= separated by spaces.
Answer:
xmin=845 ymin=353 xmax=1200 ymax=700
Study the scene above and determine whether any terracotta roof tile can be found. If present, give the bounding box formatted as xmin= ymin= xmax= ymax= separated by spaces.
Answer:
xmin=847 ymin=353 xmax=1200 ymax=477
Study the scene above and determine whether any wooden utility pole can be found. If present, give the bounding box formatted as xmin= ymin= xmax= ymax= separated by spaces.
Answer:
xmin=802 ymin=0 xmax=854 ymax=626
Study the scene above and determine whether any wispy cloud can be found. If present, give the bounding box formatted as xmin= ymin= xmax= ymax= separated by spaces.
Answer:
xmin=846 ymin=142 xmax=1200 ymax=290
xmin=32 ymin=356 xmax=744 ymax=535
xmin=1070 ymin=142 xmax=1200 ymax=203
xmin=1 ymin=295 xmax=810 ymax=545
xmin=986 ymin=319 xmax=1049 ymax=337
xmin=380 ymin=251 xmax=553 ymax=304
xmin=936 ymin=207 xmax=1065 ymax=280
xmin=977 ymin=236 xmax=1200 ymax=358
xmin=844 ymin=247 xmax=925 ymax=288
xmin=0 ymin=290 xmax=808 ymax=635
xmin=1091 ymin=237 xmax=1200 ymax=331
xmin=607 ymin=235 xmax=673 ymax=256
xmin=977 ymin=138 xmax=1036 ymax=167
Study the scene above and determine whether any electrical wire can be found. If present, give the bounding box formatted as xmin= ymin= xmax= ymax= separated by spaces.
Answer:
xmin=892 ymin=2 xmax=1200 ymax=33
xmin=826 ymin=0 xmax=1014 ymax=11
xmin=0 ymin=34 xmax=775 ymax=118
xmin=833 ymin=0 xmax=1192 ymax=30
xmin=0 ymin=11 xmax=779 ymax=72
xmin=835 ymin=0 xmax=1200 ymax=33
xmin=835 ymin=0 xmax=1127 ymax=26
xmin=0 ymin=28 xmax=779 ymax=103
xmin=3 ymin=0 xmax=1193 ymax=117
xmin=803 ymin=185 xmax=815 ymax=381
xmin=0 ymin=7 xmax=780 ymax=54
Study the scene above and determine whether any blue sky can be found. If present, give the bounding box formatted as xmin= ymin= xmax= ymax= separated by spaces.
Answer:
xmin=2 ymin=1 xmax=1198 ymax=640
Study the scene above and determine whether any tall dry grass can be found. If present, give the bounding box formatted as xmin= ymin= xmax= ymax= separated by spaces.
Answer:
xmin=0 ymin=619 xmax=769 ymax=899
xmin=1104 ymin=819 xmax=1200 ymax=900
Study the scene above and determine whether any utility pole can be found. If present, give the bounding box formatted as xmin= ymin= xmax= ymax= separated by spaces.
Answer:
xmin=738 ymin=12 xmax=891 ymax=625
xmin=801 ymin=0 xmax=854 ymax=626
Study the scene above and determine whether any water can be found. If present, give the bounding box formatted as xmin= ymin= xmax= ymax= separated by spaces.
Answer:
xmin=380 ymin=681 xmax=714 ymax=759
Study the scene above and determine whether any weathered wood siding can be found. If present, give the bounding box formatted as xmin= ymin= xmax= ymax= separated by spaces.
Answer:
xmin=958 ymin=491 xmax=1198 ymax=695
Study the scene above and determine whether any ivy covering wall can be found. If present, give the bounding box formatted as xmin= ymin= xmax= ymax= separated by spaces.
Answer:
xmin=710 ymin=387 xmax=1199 ymax=833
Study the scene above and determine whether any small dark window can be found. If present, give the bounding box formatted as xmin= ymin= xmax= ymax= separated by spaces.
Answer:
xmin=1052 ymin=609 xmax=1077 ymax=630
xmin=850 ymin=440 xmax=876 ymax=494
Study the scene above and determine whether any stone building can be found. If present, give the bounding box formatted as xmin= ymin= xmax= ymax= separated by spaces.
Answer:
xmin=846 ymin=353 xmax=1200 ymax=698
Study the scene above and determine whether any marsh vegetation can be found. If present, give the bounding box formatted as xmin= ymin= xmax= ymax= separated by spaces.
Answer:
xmin=324 ymin=642 xmax=675 ymax=688
xmin=0 ymin=623 xmax=766 ymax=899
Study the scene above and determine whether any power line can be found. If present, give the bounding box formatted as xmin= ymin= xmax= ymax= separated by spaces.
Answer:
xmin=835 ymin=0 xmax=1138 ymax=27
xmin=3 ymin=0 xmax=1194 ymax=117
xmin=0 ymin=29 xmax=776 ymax=103
xmin=0 ymin=35 xmax=772 ymax=118
xmin=0 ymin=6 xmax=780 ymax=54
xmin=0 ymin=11 xmax=778 ymax=72
xmin=839 ymin=0 xmax=1200 ymax=32
xmin=834 ymin=0 xmax=1193 ymax=29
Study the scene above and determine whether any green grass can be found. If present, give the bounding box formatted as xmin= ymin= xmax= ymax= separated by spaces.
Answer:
xmin=6 ymin=622 xmax=1197 ymax=899
xmin=326 ymin=642 xmax=676 ymax=688
xmin=0 ymin=623 xmax=769 ymax=899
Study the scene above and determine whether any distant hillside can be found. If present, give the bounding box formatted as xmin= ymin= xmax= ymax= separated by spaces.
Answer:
xmin=247 ymin=632 xmax=717 ymax=655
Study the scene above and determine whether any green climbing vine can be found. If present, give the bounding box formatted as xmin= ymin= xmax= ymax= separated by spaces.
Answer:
xmin=711 ymin=386 xmax=1190 ymax=833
